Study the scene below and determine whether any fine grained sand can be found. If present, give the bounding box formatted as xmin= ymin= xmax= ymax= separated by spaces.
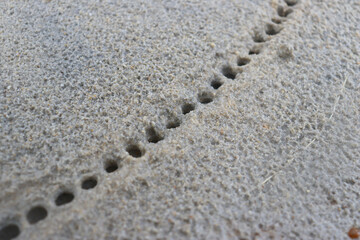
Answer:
xmin=0 ymin=0 xmax=359 ymax=239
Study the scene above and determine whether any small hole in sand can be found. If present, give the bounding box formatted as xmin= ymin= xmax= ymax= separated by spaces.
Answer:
xmin=146 ymin=127 xmax=163 ymax=143
xmin=211 ymin=79 xmax=223 ymax=89
xmin=284 ymin=0 xmax=298 ymax=6
xmin=237 ymin=57 xmax=251 ymax=66
xmin=252 ymin=31 xmax=266 ymax=43
xmin=222 ymin=66 xmax=237 ymax=79
xmin=166 ymin=120 xmax=181 ymax=129
xmin=126 ymin=144 xmax=143 ymax=158
xmin=278 ymin=6 xmax=293 ymax=17
xmin=105 ymin=160 xmax=118 ymax=173
xmin=27 ymin=206 xmax=48 ymax=224
xmin=81 ymin=177 xmax=97 ymax=190
xmin=182 ymin=103 xmax=195 ymax=114
xmin=0 ymin=224 xmax=20 ymax=240
xmin=55 ymin=192 xmax=74 ymax=206
xmin=249 ymin=46 xmax=261 ymax=55
xmin=265 ymin=23 xmax=282 ymax=35
xmin=271 ymin=18 xmax=283 ymax=24
xmin=198 ymin=91 xmax=214 ymax=104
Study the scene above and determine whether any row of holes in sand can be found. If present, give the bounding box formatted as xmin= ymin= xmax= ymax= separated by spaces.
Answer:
xmin=0 ymin=1 xmax=299 ymax=239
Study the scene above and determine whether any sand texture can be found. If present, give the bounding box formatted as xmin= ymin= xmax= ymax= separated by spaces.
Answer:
xmin=0 ymin=0 xmax=359 ymax=239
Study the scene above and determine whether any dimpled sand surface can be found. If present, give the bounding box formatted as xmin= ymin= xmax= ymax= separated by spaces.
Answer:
xmin=0 ymin=0 xmax=359 ymax=239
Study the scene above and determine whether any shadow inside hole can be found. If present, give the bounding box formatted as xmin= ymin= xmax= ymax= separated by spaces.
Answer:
xmin=198 ymin=91 xmax=214 ymax=104
xmin=237 ymin=57 xmax=251 ymax=66
xmin=249 ymin=45 xmax=261 ymax=55
xmin=55 ymin=192 xmax=74 ymax=206
xmin=249 ymin=47 xmax=261 ymax=55
xmin=252 ymin=29 xmax=267 ymax=43
xmin=146 ymin=127 xmax=164 ymax=143
xmin=166 ymin=120 xmax=181 ymax=129
xmin=182 ymin=103 xmax=195 ymax=115
xmin=105 ymin=160 xmax=118 ymax=173
xmin=126 ymin=144 xmax=143 ymax=158
xmin=285 ymin=0 xmax=298 ymax=6
xmin=271 ymin=18 xmax=283 ymax=24
xmin=249 ymin=50 xmax=259 ymax=55
xmin=81 ymin=177 xmax=97 ymax=190
xmin=27 ymin=206 xmax=48 ymax=224
xmin=221 ymin=66 xmax=237 ymax=79
xmin=277 ymin=6 xmax=293 ymax=17
xmin=265 ymin=23 xmax=282 ymax=35
xmin=211 ymin=80 xmax=223 ymax=90
xmin=0 ymin=224 xmax=20 ymax=240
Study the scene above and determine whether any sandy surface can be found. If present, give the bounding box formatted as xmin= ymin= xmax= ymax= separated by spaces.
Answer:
xmin=0 ymin=0 xmax=359 ymax=239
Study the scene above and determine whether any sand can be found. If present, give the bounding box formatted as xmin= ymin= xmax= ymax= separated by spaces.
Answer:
xmin=0 ymin=0 xmax=359 ymax=239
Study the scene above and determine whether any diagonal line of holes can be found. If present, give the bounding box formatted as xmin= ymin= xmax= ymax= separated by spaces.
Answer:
xmin=0 ymin=1 xmax=299 ymax=239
